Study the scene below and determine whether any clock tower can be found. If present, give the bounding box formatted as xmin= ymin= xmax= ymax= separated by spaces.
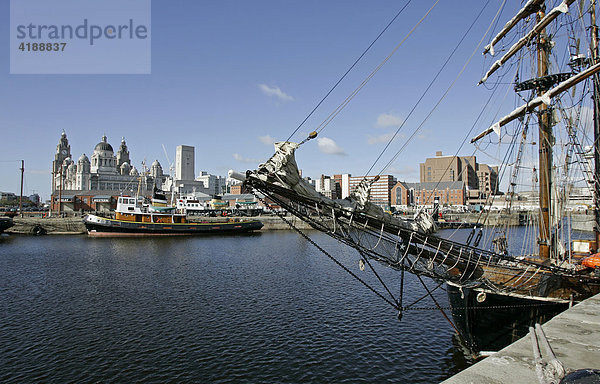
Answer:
xmin=52 ymin=131 xmax=71 ymax=192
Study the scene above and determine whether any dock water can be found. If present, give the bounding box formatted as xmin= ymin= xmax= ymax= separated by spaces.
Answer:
xmin=442 ymin=292 xmax=600 ymax=384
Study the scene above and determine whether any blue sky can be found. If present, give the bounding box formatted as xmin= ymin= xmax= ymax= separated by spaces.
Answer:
xmin=1 ymin=0 xmax=530 ymax=200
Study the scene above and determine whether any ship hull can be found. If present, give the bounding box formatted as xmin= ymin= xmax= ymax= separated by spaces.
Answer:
xmin=83 ymin=214 xmax=263 ymax=237
xmin=446 ymin=283 xmax=569 ymax=352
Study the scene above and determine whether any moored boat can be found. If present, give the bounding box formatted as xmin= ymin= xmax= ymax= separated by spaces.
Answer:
xmin=83 ymin=195 xmax=263 ymax=236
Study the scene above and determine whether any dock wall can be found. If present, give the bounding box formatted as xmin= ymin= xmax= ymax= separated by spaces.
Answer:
xmin=3 ymin=212 xmax=594 ymax=235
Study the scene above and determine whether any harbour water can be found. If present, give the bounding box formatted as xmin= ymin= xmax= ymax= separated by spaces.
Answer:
xmin=1 ymin=231 xmax=470 ymax=383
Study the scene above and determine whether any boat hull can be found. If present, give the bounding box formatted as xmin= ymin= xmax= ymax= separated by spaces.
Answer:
xmin=83 ymin=214 xmax=263 ymax=237
xmin=0 ymin=217 xmax=14 ymax=234
xmin=446 ymin=283 xmax=569 ymax=352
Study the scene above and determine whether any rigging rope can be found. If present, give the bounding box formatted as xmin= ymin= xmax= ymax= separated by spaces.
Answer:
xmin=314 ymin=0 xmax=442 ymax=135
xmin=285 ymin=0 xmax=414 ymax=142
xmin=372 ymin=0 xmax=500 ymax=178
xmin=416 ymin=274 xmax=460 ymax=334
xmin=252 ymin=191 xmax=400 ymax=311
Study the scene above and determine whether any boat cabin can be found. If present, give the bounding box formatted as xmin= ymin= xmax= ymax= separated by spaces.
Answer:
xmin=115 ymin=196 xmax=187 ymax=224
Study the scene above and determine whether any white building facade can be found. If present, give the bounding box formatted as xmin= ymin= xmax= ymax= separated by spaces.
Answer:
xmin=52 ymin=132 xmax=164 ymax=194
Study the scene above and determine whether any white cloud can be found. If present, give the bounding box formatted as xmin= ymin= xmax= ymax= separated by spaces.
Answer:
xmin=233 ymin=153 xmax=260 ymax=164
xmin=386 ymin=165 xmax=418 ymax=177
xmin=367 ymin=132 xmax=396 ymax=145
xmin=258 ymin=135 xmax=276 ymax=145
xmin=317 ymin=137 xmax=346 ymax=155
xmin=258 ymin=84 xmax=294 ymax=101
xmin=376 ymin=113 xmax=403 ymax=127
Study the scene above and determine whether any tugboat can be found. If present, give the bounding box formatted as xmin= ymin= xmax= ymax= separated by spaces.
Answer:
xmin=83 ymin=194 xmax=263 ymax=237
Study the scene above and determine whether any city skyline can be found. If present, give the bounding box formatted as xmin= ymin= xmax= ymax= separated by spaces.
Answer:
xmin=1 ymin=1 xmax=525 ymax=200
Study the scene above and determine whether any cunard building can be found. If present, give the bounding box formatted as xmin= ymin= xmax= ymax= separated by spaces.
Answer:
xmin=51 ymin=131 xmax=166 ymax=212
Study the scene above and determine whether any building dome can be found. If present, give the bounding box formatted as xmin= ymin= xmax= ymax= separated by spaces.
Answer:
xmin=94 ymin=135 xmax=113 ymax=152
xmin=77 ymin=153 xmax=91 ymax=174
xmin=130 ymin=166 xmax=139 ymax=176
xmin=120 ymin=162 xmax=131 ymax=175
xmin=150 ymin=159 xmax=164 ymax=179
xmin=78 ymin=153 xmax=90 ymax=163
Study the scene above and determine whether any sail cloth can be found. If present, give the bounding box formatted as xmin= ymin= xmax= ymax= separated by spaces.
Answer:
xmin=255 ymin=141 xmax=323 ymax=201
xmin=252 ymin=141 xmax=436 ymax=234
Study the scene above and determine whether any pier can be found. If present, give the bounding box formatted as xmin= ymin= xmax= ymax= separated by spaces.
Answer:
xmin=442 ymin=292 xmax=600 ymax=384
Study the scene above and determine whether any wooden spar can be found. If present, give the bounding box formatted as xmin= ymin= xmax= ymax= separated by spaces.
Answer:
xmin=479 ymin=0 xmax=574 ymax=84
xmin=483 ymin=0 xmax=545 ymax=56
xmin=471 ymin=60 xmax=600 ymax=143
xmin=591 ymin=0 xmax=600 ymax=250
xmin=538 ymin=7 xmax=551 ymax=260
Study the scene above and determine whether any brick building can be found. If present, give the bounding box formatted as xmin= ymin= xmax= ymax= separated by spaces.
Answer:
xmin=420 ymin=151 xmax=478 ymax=190
xmin=392 ymin=181 xmax=466 ymax=207
xmin=419 ymin=151 xmax=499 ymax=202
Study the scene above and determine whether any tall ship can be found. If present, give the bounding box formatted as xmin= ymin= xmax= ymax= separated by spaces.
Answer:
xmin=83 ymin=191 xmax=263 ymax=236
xmin=231 ymin=0 xmax=600 ymax=352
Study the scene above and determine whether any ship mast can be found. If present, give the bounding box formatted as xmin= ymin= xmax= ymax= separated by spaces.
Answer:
xmin=538 ymin=5 xmax=552 ymax=260
xmin=591 ymin=0 xmax=600 ymax=251
xmin=470 ymin=0 xmax=600 ymax=257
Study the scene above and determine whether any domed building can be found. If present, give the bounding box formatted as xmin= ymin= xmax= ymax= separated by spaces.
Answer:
xmin=120 ymin=162 xmax=131 ymax=176
xmin=90 ymin=135 xmax=117 ymax=175
xmin=76 ymin=154 xmax=91 ymax=190
xmin=51 ymin=132 xmax=166 ymax=212
xmin=150 ymin=159 xmax=164 ymax=179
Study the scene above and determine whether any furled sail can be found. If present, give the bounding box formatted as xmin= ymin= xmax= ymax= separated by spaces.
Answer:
xmin=251 ymin=141 xmax=436 ymax=235
xmin=479 ymin=0 xmax=574 ymax=84
xmin=483 ymin=0 xmax=545 ymax=56
xmin=472 ymin=61 xmax=600 ymax=143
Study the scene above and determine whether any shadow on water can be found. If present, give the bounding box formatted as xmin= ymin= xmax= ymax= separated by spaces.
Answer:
xmin=439 ymin=333 xmax=477 ymax=381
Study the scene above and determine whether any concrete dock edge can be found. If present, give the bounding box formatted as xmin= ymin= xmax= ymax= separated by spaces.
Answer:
xmin=442 ymin=292 xmax=600 ymax=384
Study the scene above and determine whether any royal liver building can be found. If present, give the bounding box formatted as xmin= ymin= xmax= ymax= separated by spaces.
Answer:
xmin=51 ymin=132 xmax=166 ymax=211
